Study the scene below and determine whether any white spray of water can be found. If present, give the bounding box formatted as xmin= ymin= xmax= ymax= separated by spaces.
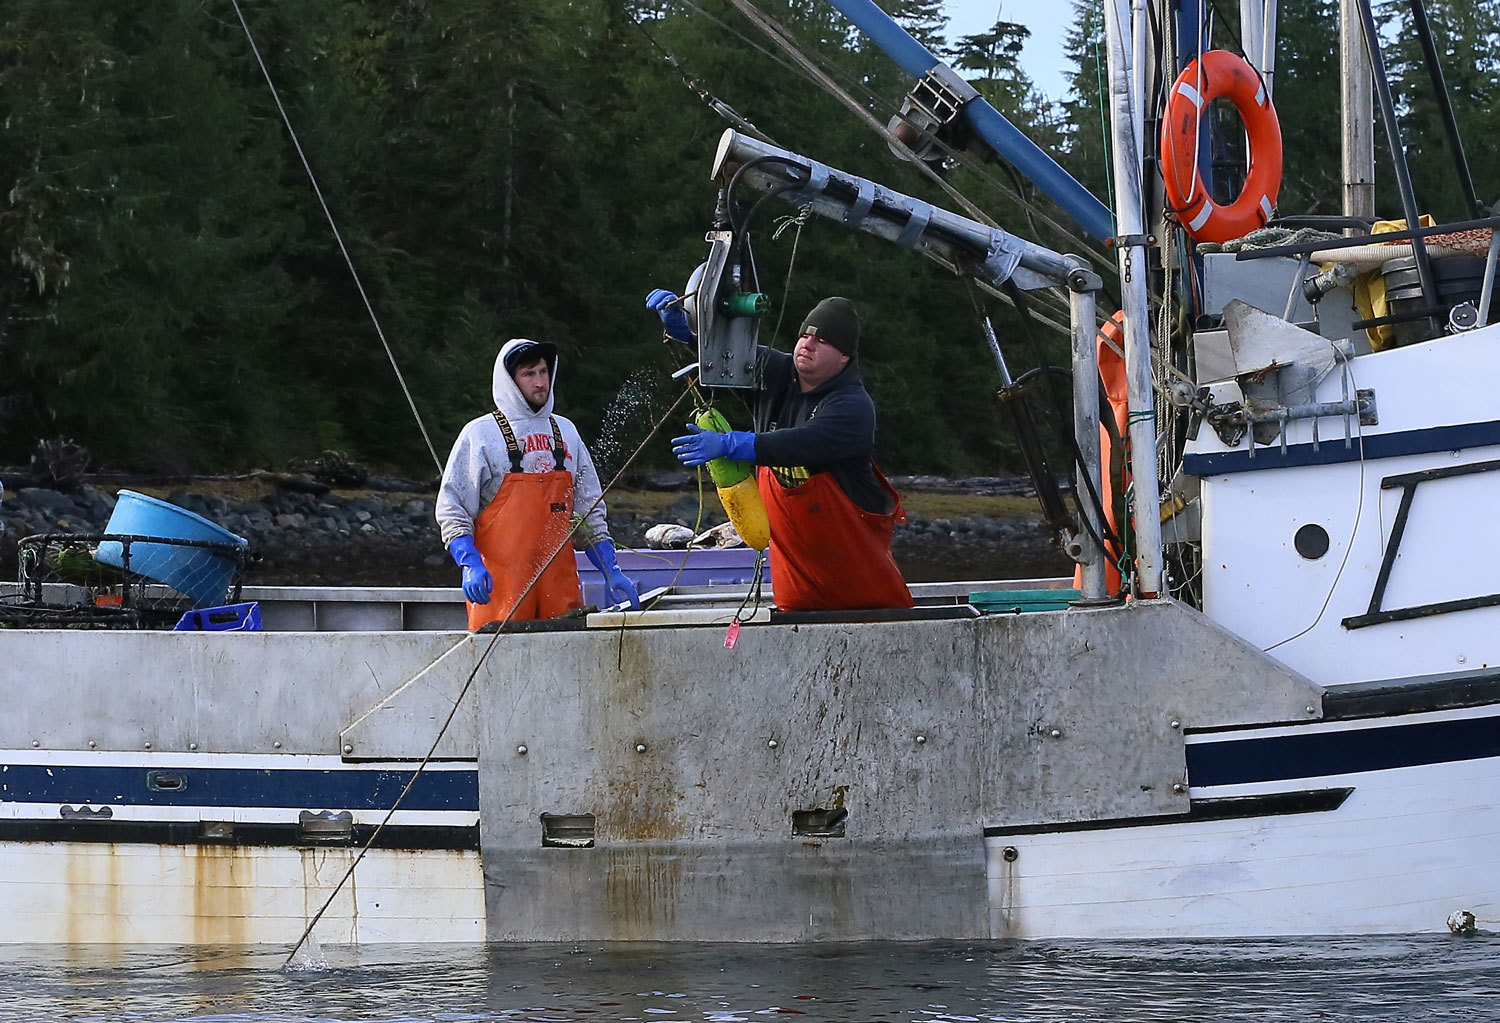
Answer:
xmin=281 ymin=930 xmax=330 ymax=973
xmin=592 ymin=367 xmax=676 ymax=482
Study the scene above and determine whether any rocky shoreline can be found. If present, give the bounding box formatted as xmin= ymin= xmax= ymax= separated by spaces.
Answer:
xmin=0 ymin=475 xmax=1069 ymax=587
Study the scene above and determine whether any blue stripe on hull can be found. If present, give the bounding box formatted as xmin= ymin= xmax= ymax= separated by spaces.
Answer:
xmin=0 ymin=764 xmax=478 ymax=811
xmin=1182 ymin=419 xmax=1500 ymax=476
xmin=1188 ymin=713 xmax=1500 ymax=786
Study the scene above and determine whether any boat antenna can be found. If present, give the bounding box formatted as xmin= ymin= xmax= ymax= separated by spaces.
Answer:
xmin=229 ymin=0 xmax=444 ymax=474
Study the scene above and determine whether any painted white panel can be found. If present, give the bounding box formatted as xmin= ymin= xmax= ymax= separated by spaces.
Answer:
xmin=987 ymin=754 xmax=1500 ymax=938
xmin=0 ymin=843 xmax=484 ymax=944
xmin=1376 ymin=470 xmax=1500 ymax=610
xmin=1200 ymin=447 xmax=1500 ymax=684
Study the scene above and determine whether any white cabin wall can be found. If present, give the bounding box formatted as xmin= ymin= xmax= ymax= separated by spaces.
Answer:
xmin=1192 ymin=325 xmax=1500 ymax=684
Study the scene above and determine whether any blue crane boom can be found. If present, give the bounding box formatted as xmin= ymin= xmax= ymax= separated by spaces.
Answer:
xmin=825 ymin=0 xmax=1115 ymax=242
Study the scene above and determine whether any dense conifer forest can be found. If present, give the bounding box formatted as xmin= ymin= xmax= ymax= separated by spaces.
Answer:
xmin=1 ymin=0 xmax=1494 ymax=477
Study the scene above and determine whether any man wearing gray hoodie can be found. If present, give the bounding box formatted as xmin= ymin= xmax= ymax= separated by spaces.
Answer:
xmin=436 ymin=338 xmax=639 ymax=630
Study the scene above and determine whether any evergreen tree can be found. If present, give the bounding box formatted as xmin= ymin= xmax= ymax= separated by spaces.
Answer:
xmin=1272 ymin=0 xmax=1347 ymax=216
xmin=0 ymin=0 xmax=1135 ymax=478
xmin=1059 ymin=0 xmax=1113 ymax=203
xmin=1382 ymin=0 xmax=1500 ymax=219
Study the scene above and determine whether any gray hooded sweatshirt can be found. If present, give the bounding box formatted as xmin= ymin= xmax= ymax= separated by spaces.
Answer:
xmin=434 ymin=338 xmax=609 ymax=548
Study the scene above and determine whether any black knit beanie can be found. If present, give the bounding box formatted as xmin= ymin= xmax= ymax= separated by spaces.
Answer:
xmin=799 ymin=297 xmax=859 ymax=358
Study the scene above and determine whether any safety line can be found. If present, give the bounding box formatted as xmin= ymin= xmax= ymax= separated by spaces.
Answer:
xmin=230 ymin=0 xmax=443 ymax=474
xmin=282 ymin=380 xmax=695 ymax=967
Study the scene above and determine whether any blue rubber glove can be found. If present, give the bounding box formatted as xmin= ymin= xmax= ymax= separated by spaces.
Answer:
xmin=447 ymin=535 xmax=493 ymax=604
xmin=585 ymin=539 xmax=641 ymax=610
xmin=646 ymin=288 xmax=695 ymax=342
xmin=670 ymin=424 xmax=756 ymax=467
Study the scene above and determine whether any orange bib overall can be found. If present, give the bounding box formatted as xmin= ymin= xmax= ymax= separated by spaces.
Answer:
xmin=467 ymin=412 xmax=583 ymax=631
xmin=757 ymin=464 xmax=913 ymax=612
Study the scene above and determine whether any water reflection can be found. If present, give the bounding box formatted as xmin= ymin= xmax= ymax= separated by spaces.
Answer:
xmin=4 ymin=937 xmax=1498 ymax=1023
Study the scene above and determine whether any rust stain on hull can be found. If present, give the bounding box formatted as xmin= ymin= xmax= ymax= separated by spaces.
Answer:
xmin=603 ymin=847 xmax=683 ymax=940
xmin=192 ymin=843 xmax=251 ymax=947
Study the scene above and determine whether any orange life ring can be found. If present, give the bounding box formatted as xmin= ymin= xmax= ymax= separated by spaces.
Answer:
xmin=1159 ymin=50 xmax=1282 ymax=244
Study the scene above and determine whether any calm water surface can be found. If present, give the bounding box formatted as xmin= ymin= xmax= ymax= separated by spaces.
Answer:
xmin=4 ymin=937 xmax=1498 ymax=1022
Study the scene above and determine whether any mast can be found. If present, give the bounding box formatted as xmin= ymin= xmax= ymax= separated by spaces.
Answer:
xmin=1102 ymin=0 xmax=1164 ymax=597
xmin=1241 ymin=0 xmax=1279 ymax=94
xmin=1340 ymin=0 xmax=1375 ymax=220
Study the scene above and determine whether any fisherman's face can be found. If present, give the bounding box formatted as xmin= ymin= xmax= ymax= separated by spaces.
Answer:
xmin=793 ymin=331 xmax=850 ymax=392
xmin=513 ymin=358 xmax=551 ymax=410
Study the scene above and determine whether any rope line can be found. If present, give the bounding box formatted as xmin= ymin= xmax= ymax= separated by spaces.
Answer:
xmin=616 ymin=0 xmax=781 ymax=146
xmin=769 ymin=203 xmax=810 ymax=343
xmin=230 ymin=0 xmax=443 ymax=474
xmin=722 ymin=0 xmax=1000 ymax=230
xmin=709 ymin=1 xmax=1111 ymax=265
xmin=282 ymin=380 xmax=695 ymax=967
xmin=718 ymin=1 xmax=1087 ymax=331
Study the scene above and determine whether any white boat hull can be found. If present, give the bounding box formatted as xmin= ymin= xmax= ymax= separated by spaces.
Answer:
xmin=988 ymin=704 xmax=1500 ymax=937
xmin=0 ymin=840 xmax=483 ymax=944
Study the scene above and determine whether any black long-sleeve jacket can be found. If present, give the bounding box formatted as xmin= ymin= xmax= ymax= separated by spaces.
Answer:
xmin=750 ymin=348 xmax=891 ymax=514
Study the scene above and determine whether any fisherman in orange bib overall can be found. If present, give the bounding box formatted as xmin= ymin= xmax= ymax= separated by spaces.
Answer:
xmin=435 ymin=338 xmax=640 ymax=630
xmin=645 ymin=292 xmax=913 ymax=612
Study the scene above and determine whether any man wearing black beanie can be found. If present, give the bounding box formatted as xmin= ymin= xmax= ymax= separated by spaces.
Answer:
xmin=648 ymin=290 xmax=913 ymax=612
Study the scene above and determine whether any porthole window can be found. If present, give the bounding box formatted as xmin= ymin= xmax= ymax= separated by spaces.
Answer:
xmin=1294 ymin=523 xmax=1330 ymax=560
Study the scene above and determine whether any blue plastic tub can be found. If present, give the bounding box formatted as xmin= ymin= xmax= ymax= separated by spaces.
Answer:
xmin=96 ymin=490 xmax=249 ymax=607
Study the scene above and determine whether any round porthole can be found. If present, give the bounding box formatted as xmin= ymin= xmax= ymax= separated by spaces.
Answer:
xmin=1294 ymin=523 xmax=1330 ymax=560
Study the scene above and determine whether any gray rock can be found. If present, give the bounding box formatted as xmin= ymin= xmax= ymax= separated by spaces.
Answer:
xmin=167 ymin=492 xmax=211 ymax=518
xmin=642 ymin=470 xmax=693 ymax=490
xmin=16 ymin=489 xmax=76 ymax=516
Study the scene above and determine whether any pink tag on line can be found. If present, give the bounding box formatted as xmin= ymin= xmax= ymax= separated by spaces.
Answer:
xmin=724 ymin=619 xmax=741 ymax=649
